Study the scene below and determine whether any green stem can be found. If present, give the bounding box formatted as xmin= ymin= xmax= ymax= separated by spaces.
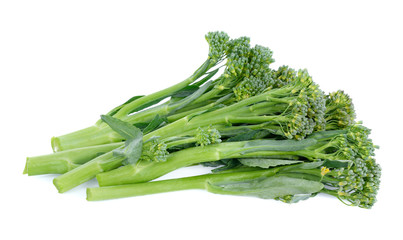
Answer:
xmin=165 ymin=137 xmax=197 ymax=148
xmin=227 ymin=115 xmax=288 ymax=124
xmin=88 ymin=174 xmax=207 ymax=201
xmin=53 ymin=149 xmax=125 ymax=193
xmin=88 ymin=167 xmax=282 ymax=201
xmin=191 ymin=84 xmax=225 ymax=105
xmin=167 ymin=93 xmax=233 ymax=123
xmin=24 ymin=142 xmax=123 ymax=175
xmin=114 ymin=59 xmax=212 ymax=118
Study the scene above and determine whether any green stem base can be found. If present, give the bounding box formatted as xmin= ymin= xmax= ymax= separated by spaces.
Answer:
xmin=25 ymin=142 xmax=123 ymax=175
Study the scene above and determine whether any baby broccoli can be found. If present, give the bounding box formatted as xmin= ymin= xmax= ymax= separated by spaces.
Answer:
xmin=24 ymin=31 xmax=381 ymax=209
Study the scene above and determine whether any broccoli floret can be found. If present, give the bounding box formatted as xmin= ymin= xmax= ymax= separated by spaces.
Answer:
xmin=242 ymin=45 xmax=274 ymax=79
xmin=140 ymin=137 xmax=169 ymax=163
xmin=205 ymin=31 xmax=230 ymax=64
xmin=196 ymin=125 xmax=222 ymax=146
xmin=233 ymin=75 xmax=272 ymax=101
xmin=325 ymin=90 xmax=356 ymax=130
xmin=298 ymin=122 xmax=377 ymax=162
xmin=232 ymin=45 xmax=276 ymax=101
xmin=223 ymin=36 xmax=251 ymax=79
xmin=324 ymin=157 xmax=381 ymax=208
xmin=273 ymin=65 xmax=298 ymax=86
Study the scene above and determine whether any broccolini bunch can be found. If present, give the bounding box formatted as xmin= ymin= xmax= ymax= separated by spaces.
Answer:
xmin=24 ymin=31 xmax=381 ymax=209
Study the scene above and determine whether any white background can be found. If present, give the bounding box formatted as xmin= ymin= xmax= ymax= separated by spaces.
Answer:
xmin=1 ymin=0 xmax=402 ymax=239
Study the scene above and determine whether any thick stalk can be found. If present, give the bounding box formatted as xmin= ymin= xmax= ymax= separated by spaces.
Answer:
xmin=24 ymin=142 xmax=123 ymax=175
xmin=53 ymin=149 xmax=125 ymax=193
xmin=96 ymin=142 xmax=240 ymax=186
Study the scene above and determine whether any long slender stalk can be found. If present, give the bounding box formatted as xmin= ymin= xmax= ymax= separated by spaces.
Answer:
xmin=88 ymin=167 xmax=282 ymax=201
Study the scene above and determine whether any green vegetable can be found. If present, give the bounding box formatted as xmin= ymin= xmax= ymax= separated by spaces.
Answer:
xmin=24 ymin=31 xmax=381 ymax=209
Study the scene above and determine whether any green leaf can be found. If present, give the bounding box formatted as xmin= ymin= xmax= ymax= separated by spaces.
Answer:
xmin=192 ymin=68 xmax=219 ymax=87
xmin=239 ymin=158 xmax=303 ymax=168
xmin=308 ymin=130 xmax=347 ymax=140
xmin=171 ymin=85 xmax=200 ymax=98
xmin=114 ymin=135 xmax=143 ymax=165
xmin=101 ymin=115 xmax=142 ymax=140
xmin=201 ymin=161 xmax=224 ymax=168
xmin=211 ymin=159 xmax=241 ymax=173
xmin=143 ymin=115 xmax=167 ymax=134
xmin=207 ymin=176 xmax=324 ymax=199
xmin=132 ymin=122 xmax=150 ymax=131
xmin=168 ymin=81 xmax=212 ymax=114
xmin=323 ymin=159 xmax=352 ymax=168
xmin=282 ymin=161 xmax=324 ymax=171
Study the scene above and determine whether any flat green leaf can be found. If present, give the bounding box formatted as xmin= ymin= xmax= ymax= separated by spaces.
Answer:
xmin=168 ymin=81 xmax=212 ymax=114
xmin=132 ymin=122 xmax=150 ymax=131
xmin=282 ymin=161 xmax=324 ymax=171
xmin=171 ymin=85 xmax=199 ymax=98
xmin=323 ymin=159 xmax=352 ymax=168
xmin=207 ymin=176 xmax=323 ymax=199
xmin=192 ymin=68 xmax=219 ymax=87
xmin=101 ymin=115 xmax=142 ymax=140
xmin=201 ymin=161 xmax=224 ymax=168
xmin=142 ymin=115 xmax=167 ymax=134
xmin=114 ymin=136 xmax=143 ymax=165
xmin=308 ymin=130 xmax=347 ymax=140
xmin=239 ymin=158 xmax=303 ymax=168
xmin=211 ymin=159 xmax=242 ymax=173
